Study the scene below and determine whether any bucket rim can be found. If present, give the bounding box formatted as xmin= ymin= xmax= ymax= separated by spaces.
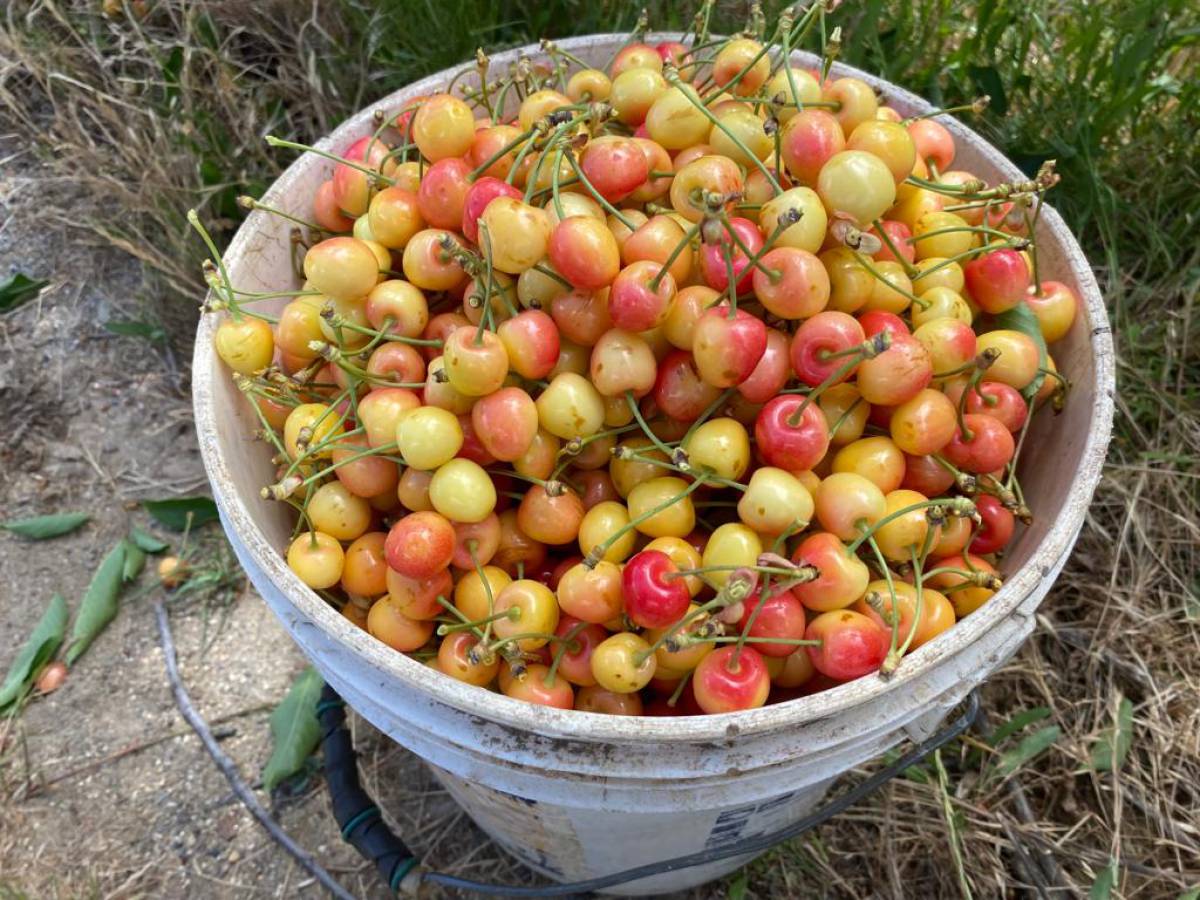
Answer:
xmin=192 ymin=34 xmax=1115 ymax=743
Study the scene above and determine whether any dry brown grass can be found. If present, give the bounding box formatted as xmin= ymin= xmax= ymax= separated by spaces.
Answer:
xmin=1 ymin=1 xmax=1197 ymax=898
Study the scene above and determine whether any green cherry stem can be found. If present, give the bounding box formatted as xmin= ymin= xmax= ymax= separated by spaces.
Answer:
xmin=265 ymin=135 xmax=395 ymax=187
xmin=664 ymin=69 xmax=782 ymax=195
xmin=545 ymin=621 xmax=588 ymax=686
xmin=584 ymin=475 xmax=709 ymax=569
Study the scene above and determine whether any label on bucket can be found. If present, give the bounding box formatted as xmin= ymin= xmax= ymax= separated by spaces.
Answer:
xmin=428 ymin=763 xmax=826 ymax=888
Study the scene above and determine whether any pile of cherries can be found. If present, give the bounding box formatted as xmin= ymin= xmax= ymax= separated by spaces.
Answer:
xmin=206 ymin=6 xmax=1075 ymax=716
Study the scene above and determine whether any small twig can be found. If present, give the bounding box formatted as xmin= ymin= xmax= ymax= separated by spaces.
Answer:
xmin=152 ymin=599 xmax=355 ymax=900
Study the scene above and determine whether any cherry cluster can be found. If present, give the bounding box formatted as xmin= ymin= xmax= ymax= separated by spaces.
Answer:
xmin=202 ymin=2 xmax=1074 ymax=716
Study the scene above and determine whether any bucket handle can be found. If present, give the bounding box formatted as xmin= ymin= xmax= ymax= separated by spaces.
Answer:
xmin=318 ymin=685 xmax=981 ymax=897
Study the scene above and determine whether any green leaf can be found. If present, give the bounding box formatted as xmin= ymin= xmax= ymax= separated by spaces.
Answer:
xmin=992 ymin=303 xmax=1049 ymax=401
xmin=0 ymin=594 xmax=69 ymax=710
xmin=130 ymin=526 xmax=169 ymax=554
xmin=262 ymin=667 xmax=324 ymax=791
xmin=993 ymin=725 xmax=1061 ymax=780
xmin=0 ymin=512 xmax=90 ymax=540
xmin=104 ymin=319 xmax=167 ymax=342
xmin=0 ymin=273 xmax=49 ymax=312
xmin=66 ymin=543 xmax=127 ymax=665
xmin=1090 ymin=696 xmax=1134 ymax=772
xmin=1089 ymin=860 xmax=1118 ymax=900
xmin=725 ymin=869 xmax=748 ymax=900
xmin=142 ymin=496 xmax=219 ymax=531
xmin=122 ymin=539 xmax=147 ymax=582
xmin=987 ymin=706 xmax=1052 ymax=746
xmin=1176 ymin=889 xmax=1199 ymax=900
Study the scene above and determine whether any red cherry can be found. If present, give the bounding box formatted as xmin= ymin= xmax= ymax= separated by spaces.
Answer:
xmin=856 ymin=334 xmax=933 ymax=407
xmin=456 ymin=413 xmax=498 ymax=466
xmin=622 ymin=550 xmax=691 ymax=629
xmin=552 ymin=616 xmax=609 ymax=687
xmin=700 ymin=217 xmax=763 ymax=295
xmin=780 ymin=109 xmax=846 ymax=185
xmin=942 ymin=414 xmax=1016 ymax=473
xmin=857 ymin=309 xmax=909 ymax=341
xmin=580 ymin=136 xmax=650 ymax=203
xmin=963 ymin=248 xmax=1030 ymax=315
xmin=654 ymin=40 xmax=692 ymax=70
xmin=738 ymin=587 xmax=808 ymax=657
xmin=805 ymin=610 xmax=889 ymax=681
xmin=948 ymin=381 xmax=1028 ymax=432
xmin=385 ymin=511 xmax=455 ymax=580
xmin=790 ymin=532 xmax=871 ymax=613
xmin=692 ymin=305 xmax=768 ymax=387
xmin=549 ymin=216 xmax=621 ymax=291
xmin=609 ymin=260 xmax=676 ymax=331
xmin=789 ymin=311 xmax=866 ymax=387
xmin=737 ymin=327 xmax=792 ymax=404
xmin=496 ymin=309 xmax=560 ymax=380
xmin=754 ymin=395 xmax=831 ymax=471
xmin=417 ymin=157 xmax=471 ymax=230
xmin=969 ymin=494 xmax=1016 ymax=554
xmin=872 ymin=220 xmax=915 ymax=264
xmin=692 ymin=646 xmax=771 ymax=713
xmin=901 ymin=453 xmax=956 ymax=495
xmin=462 ymin=176 xmax=522 ymax=243
xmin=654 ymin=350 xmax=723 ymax=421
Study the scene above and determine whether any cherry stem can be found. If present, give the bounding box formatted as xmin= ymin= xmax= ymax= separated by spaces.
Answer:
xmin=931 ymin=454 xmax=978 ymax=494
xmin=786 ymin=337 xmax=885 ymax=426
xmin=265 ymin=135 xmax=395 ymax=187
xmin=850 ymin=249 xmax=929 ymax=310
xmin=709 ymin=636 xmax=821 ymax=646
xmin=634 ymin=575 xmax=756 ymax=665
xmin=438 ymin=606 xmax=518 ymax=635
xmin=624 ymin=451 xmax=747 ymax=493
xmin=584 ymin=475 xmax=709 ymax=568
xmin=506 ymin=124 xmax=540 ymax=186
xmin=323 ymin=318 xmax=444 ymax=347
xmin=908 ymin=223 xmax=1015 ymax=247
xmin=188 ymin=210 xmax=239 ymax=315
xmin=545 ymin=621 xmax=588 ymax=686
xmin=722 ymin=242 xmax=739 ymax=316
xmin=882 ymin=536 xmax=936 ymax=675
xmin=468 ymin=126 xmax=535 ymax=181
xmin=532 ymin=262 xmax=572 ymax=289
xmin=846 ymin=497 xmax=975 ymax=555
xmin=664 ymin=69 xmax=782 ymax=195
xmin=680 ymin=387 xmax=735 ymax=448
xmin=625 ymin=391 xmax=675 ymax=459
xmin=467 ymin=540 xmax=500 ymax=651
xmin=649 ymin=223 xmax=701 ymax=291
xmin=954 ymin=350 xmax=999 ymax=441
xmin=861 ymin=532 xmax=902 ymax=666
xmin=565 ymin=150 xmax=637 ymax=231
xmin=870 ymin=219 xmax=919 ymax=277
xmin=720 ymin=212 xmax=789 ymax=282
xmin=828 ymin=395 xmax=865 ymax=438
xmin=911 ymin=242 xmax=1010 ymax=288
xmin=434 ymin=595 xmax=487 ymax=642
xmin=283 ymin=441 xmax=401 ymax=496
xmin=667 ymin=671 xmax=692 ymax=708
xmin=237 ymin=196 xmax=332 ymax=234
xmin=903 ymin=98 xmax=989 ymax=124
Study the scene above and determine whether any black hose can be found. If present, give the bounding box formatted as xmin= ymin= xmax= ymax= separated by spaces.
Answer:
xmin=320 ymin=686 xmax=980 ymax=898
xmin=317 ymin=686 xmax=420 ymax=892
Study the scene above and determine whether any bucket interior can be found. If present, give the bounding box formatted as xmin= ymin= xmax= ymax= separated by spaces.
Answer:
xmin=195 ymin=36 xmax=1112 ymax=734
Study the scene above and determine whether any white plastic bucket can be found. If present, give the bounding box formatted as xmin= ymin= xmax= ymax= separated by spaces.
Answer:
xmin=193 ymin=35 xmax=1114 ymax=895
